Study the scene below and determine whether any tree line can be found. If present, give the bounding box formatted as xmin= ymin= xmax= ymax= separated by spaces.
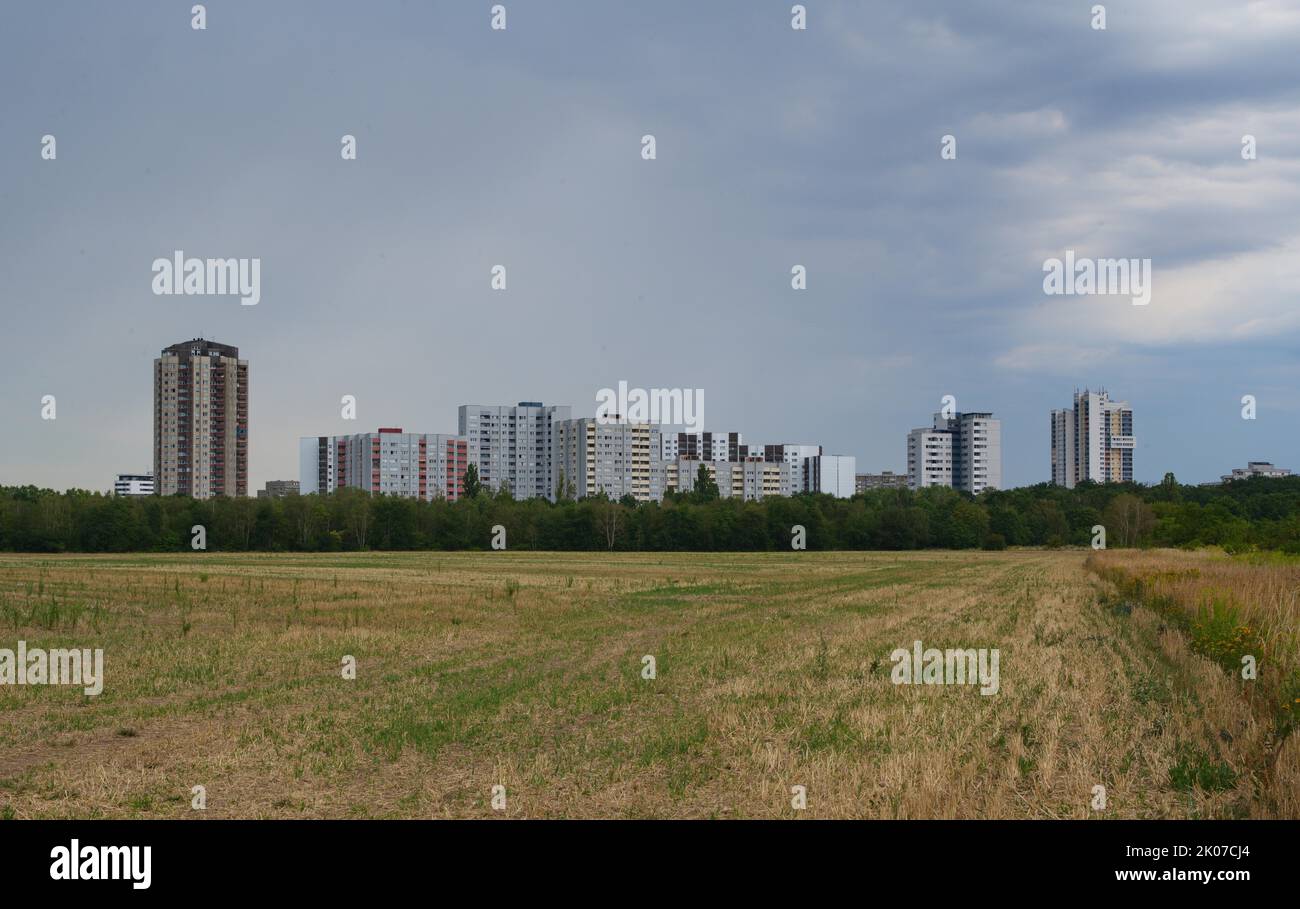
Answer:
xmin=1 ymin=469 xmax=1298 ymax=553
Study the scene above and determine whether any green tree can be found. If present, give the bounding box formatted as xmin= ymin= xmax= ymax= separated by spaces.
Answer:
xmin=1102 ymin=493 xmax=1154 ymax=547
xmin=693 ymin=464 xmax=720 ymax=503
xmin=462 ymin=464 xmax=482 ymax=500
xmin=554 ymin=469 xmax=576 ymax=502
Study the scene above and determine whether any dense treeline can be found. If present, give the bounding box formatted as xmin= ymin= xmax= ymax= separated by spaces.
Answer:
xmin=3 ymin=472 xmax=1300 ymax=553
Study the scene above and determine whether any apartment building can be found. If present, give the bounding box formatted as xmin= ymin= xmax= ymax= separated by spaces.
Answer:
xmin=663 ymin=431 xmax=747 ymax=463
xmin=552 ymin=418 xmax=660 ymax=502
xmin=804 ymin=454 xmax=856 ymax=497
xmin=153 ymin=338 xmax=248 ymax=498
xmin=1051 ymin=389 xmax=1134 ymax=487
xmin=907 ymin=412 xmax=1001 ymax=493
xmin=763 ymin=443 xmax=822 ymax=493
xmin=907 ymin=426 xmax=954 ymax=489
xmin=114 ymin=473 xmax=154 ymax=497
xmin=1050 ymin=409 xmax=1075 ymax=487
xmin=653 ymin=458 xmax=678 ymax=500
xmin=299 ymin=429 xmax=468 ymax=500
xmin=675 ymin=458 xmax=794 ymax=501
xmin=458 ymin=402 xmax=571 ymax=499
xmin=855 ymin=471 xmax=908 ymax=493
xmin=940 ymin=412 xmax=1002 ymax=494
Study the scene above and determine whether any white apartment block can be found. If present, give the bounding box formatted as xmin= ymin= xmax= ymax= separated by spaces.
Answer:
xmin=908 ymin=427 xmax=953 ymax=489
xmin=804 ymin=454 xmax=856 ymax=497
xmin=940 ymin=412 xmax=1002 ymax=494
xmin=299 ymin=429 xmax=468 ymax=500
xmin=665 ymin=431 xmax=748 ymax=465
xmin=1051 ymin=389 xmax=1133 ymax=487
xmin=664 ymin=431 xmax=747 ymax=463
xmin=114 ymin=473 xmax=154 ymax=497
xmin=763 ymin=443 xmax=822 ymax=493
xmin=660 ymin=434 xmax=679 ymax=461
xmin=459 ymin=402 xmax=571 ymax=499
xmin=552 ymin=418 xmax=661 ymax=502
xmin=909 ymin=411 xmax=1001 ymax=493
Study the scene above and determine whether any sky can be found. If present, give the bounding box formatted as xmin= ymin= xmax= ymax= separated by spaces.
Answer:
xmin=2 ymin=0 xmax=1298 ymax=493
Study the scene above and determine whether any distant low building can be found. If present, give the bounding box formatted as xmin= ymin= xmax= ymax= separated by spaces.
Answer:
xmin=1222 ymin=461 xmax=1292 ymax=482
xmin=856 ymin=471 xmax=908 ymax=493
xmin=257 ymin=480 xmax=300 ymax=498
xmin=114 ymin=473 xmax=154 ymax=497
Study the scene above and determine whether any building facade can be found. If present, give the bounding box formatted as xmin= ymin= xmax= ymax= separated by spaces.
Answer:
xmin=114 ymin=473 xmax=154 ymax=497
xmin=942 ymin=412 xmax=1002 ymax=494
xmin=1050 ymin=408 xmax=1075 ymax=487
xmin=1051 ymin=389 xmax=1134 ymax=487
xmin=153 ymin=338 xmax=248 ymax=498
xmin=804 ymin=454 xmax=856 ymax=497
xmin=763 ymin=443 xmax=822 ymax=493
xmin=663 ymin=431 xmax=747 ymax=463
xmin=675 ymin=458 xmax=794 ymax=501
xmin=299 ymin=429 xmax=468 ymax=500
xmin=551 ymin=418 xmax=660 ymax=502
xmin=908 ymin=412 xmax=1001 ymax=493
xmin=458 ymin=402 xmax=571 ymax=499
xmin=907 ymin=426 xmax=953 ymax=489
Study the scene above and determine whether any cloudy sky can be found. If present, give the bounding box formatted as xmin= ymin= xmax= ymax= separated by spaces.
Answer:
xmin=2 ymin=0 xmax=1298 ymax=492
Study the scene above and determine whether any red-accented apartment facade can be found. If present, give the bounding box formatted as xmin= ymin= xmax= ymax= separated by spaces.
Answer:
xmin=300 ymin=429 xmax=468 ymax=500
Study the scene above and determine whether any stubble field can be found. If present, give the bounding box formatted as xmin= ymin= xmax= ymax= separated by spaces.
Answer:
xmin=0 ymin=549 xmax=1294 ymax=818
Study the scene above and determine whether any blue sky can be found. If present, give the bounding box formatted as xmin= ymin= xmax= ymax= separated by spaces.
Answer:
xmin=2 ymin=0 xmax=1298 ymax=492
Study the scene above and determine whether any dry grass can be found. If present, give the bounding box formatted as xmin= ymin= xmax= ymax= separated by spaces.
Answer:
xmin=0 ymin=549 xmax=1292 ymax=818
xmin=1087 ymin=548 xmax=1300 ymax=817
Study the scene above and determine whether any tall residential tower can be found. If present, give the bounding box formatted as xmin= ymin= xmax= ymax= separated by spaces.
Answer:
xmin=458 ymin=402 xmax=571 ymax=499
xmin=907 ymin=411 xmax=1001 ymax=493
xmin=1050 ymin=389 xmax=1134 ymax=487
xmin=153 ymin=338 xmax=248 ymax=498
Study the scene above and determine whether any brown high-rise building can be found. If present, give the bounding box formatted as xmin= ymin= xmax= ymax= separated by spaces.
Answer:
xmin=153 ymin=338 xmax=249 ymax=498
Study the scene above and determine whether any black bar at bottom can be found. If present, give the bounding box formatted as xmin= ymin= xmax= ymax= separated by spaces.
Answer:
xmin=0 ymin=819 xmax=1286 ymax=894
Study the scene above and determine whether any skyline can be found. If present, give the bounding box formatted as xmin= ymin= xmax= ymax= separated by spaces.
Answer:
xmin=8 ymin=334 xmax=1292 ymax=496
xmin=3 ymin=1 xmax=1299 ymax=493
xmin=42 ymin=328 xmax=1299 ymax=495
